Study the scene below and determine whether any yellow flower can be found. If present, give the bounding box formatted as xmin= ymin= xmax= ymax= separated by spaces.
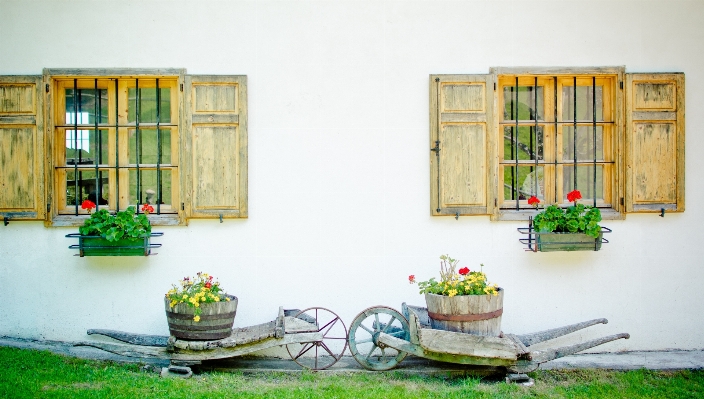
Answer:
xmin=182 ymin=294 xmax=188 ymax=299
xmin=193 ymin=315 xmax=200 ymax=322
xmin=226 ymin=297 xmax=231 ymax=301
xmin=448 ymin=289 xmax=458 ymax=297
xmin=215 ymin=297 xmax=220 ymax=302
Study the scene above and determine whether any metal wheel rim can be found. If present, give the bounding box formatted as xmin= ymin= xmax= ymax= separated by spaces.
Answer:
xmin=348 ymin=306 xmax=410 ymax=371
xmin=285 ymin=307 xmax=348 ymax=370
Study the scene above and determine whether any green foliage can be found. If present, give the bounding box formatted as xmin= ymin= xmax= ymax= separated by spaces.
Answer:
xmin=2 ymin=347 xmax=704 ymax=399
xmin=413 ymin=255 xmax=499 ymax=297
xmin=166 ymin=272 xmax=231 ymax=322
xmin=533 ymin=203 xmax=602 ymax=238
xmin=78 ymin=206 xmax=151 ymax=242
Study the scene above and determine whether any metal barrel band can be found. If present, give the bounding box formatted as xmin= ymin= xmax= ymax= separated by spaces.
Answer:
xmin=427 ymin=308 xmax=503 ymax=322
xmin=165 ymin=310 xmax=237 ymax=321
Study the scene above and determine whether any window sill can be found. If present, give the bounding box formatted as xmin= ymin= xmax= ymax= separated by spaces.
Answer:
xmin=495 ymin=208 xmax=624 ymax=221
xmin=50 ymin=214 xmax=183 ymax=227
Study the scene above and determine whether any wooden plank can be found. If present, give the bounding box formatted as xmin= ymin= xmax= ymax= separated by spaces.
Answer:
xmin=632 ymin=111 xmax=676 ymax=121
xmin=0 ymin=116 xmax=36 ymax=124
xmin=417 ymin=328 xmax=518 ymax=360
xmin=377 ymin=332 xmax=516 ymax=367
xmin=44 ymin=68 xmax=186 ymax=77
xmin=0 ymin=127 xmax=35 ymax=210
xmin=193 ymin=125 xmax=239 ymax=210
xmin=192 ymin=114 xmax=239 ymax=124
xmin=284 ymin=317 xmax=319 ymax=333
xmin=491 ymin=66 xmax=624 ymax=76
xmin=632 ymin=123 xmax=676 ymax=203
xmin=440 ymin=113 xmax=487 ymax=123
xmin=75 ymin=331 xmax=322 ymax=362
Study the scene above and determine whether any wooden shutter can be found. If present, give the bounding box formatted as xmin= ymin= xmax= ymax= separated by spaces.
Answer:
xmin=0 ymin=76 xmax=45 ymax=221
xmin=184 ymin=75 xmax=247 ymax=219
xmin=625 ymin=73 xmax=685 ymax=213
xmin=430 ymin=75 xmax=494 ymax=216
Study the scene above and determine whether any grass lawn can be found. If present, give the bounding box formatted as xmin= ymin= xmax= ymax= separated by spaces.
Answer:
xmin=1 ymin=346 xmax=703 ymax=399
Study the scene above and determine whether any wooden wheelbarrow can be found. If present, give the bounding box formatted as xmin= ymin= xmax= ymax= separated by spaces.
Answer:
xmin=347 ymin=304 xmax=629 ymax=379
xmin=75 ymin=307 xmax=348 ymax=375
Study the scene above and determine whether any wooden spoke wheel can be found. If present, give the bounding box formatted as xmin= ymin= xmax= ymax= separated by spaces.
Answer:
xmin=285 ymin=307 xmax=348 ymax=370
xmin=348 ymin=306 xmax=410 ymax=371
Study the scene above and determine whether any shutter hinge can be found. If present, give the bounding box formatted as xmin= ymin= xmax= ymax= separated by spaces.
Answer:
xmin=181 ymin=202 xmax=185 ymax=211
xmin=494 ymin=82 xmax=497 ymax=91
xmin=495 ymin=198 xmax=497 ymax=207
xmin=620 ymin=197 xmax=624 ymax=206
xmin=620 ymin=81 xmax=623 ymax=90
xmin=180 ymin=83 xmax=184 ymax=92
xmin=431 ymin=140 xmax=440 ymax=155
xmin=45 ymin=83 xmax=49 ymax=93
xmin=47 ymin=202 xmax=51 ymax=213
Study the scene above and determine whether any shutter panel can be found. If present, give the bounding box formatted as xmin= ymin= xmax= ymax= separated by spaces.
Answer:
xmin=625 ymin=73 xmax=684 ymax=213
xmin=184 ymin=75 xmax=247 ymax=219
xmin=0 ymin=76 xmax=45 ymax=221
xmin=430 ymin=74 xmax=494 ymax=216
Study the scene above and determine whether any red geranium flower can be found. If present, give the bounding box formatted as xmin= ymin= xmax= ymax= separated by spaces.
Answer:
xmin=81 ymin=200 xmax=96 ymax=213
xmin=458 ymin=267 xmax=470 ymax=275
xmin=141 ymin=204 xmax=154 ymax=214
xmin=204 ymin=282 xmax=212 ymax=289
xmin=408 ymin=275 xmax=416 ymax=284
xmin=566 ymin=190 xmax=582 ymax=203
xmin=527 ymin=196 xmax=540 ymax=207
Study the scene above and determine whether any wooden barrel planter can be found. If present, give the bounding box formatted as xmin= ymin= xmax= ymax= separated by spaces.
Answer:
xmin=425 ymin=289 xmax=503 ymax=336
xmin=165 ymin=295 xmax=238 ymax=340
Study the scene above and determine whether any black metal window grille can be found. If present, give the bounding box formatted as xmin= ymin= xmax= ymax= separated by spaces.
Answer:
xmin=500 ymin=75 xmax=614 ymax=209
xmin=58 ymin=77 xmax=175 ymax=216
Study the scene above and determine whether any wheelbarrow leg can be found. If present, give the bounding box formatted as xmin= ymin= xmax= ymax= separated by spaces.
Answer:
xmin=515 ymin=318 xmax=608 ymax=347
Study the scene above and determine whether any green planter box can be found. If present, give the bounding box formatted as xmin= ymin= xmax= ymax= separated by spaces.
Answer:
xmin=67 ymin=233 xmax=163 ymax=257
xmin=536 ymin=231 xmax=603 ymax=252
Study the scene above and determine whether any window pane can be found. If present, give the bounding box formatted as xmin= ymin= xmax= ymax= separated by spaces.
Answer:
xmin=65 ymin=129 xmax=109 ymax=165
xmin=128 ymin=129 xmax=171 ymax=164
xmin=503 ymin=85 xmax=543 ymax=121
xmin=562 ymin=126 xmax=603 ymax=161
xmin=561 ymin=85 xmax=603 ymax=121
xmin=128 ymin=169 xmax=172 ymax=207
xmin=503 ymin=166 xmax=545 ymax=201
xmin=128 ymin=88 xmax=171 ymax=123
xmin=503 ymin=126 xmax=544 ymax=161
xmin=65 ymin=89 xmax=108 ymax=125
xmin=563 ymin=165 xmax=604 ymax=201
xmin=65 ymin=170 xmax=110 ymax=207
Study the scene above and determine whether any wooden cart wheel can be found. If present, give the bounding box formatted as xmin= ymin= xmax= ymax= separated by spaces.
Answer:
xmin=285 ymin=307 xmax=348 ymax=370
xmin=348 ymin=306 xmax=410 ymax=371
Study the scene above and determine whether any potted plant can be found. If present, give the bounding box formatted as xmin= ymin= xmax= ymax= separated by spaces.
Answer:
xmin=165 ymin=272 xmax=238 ymax=340
xmin=528 ymin=190 xmax=607 ymax=252
xmin=66 ymin=200 xmax=163 ymax=256
xmin=410 ymin=255 xmax=502 ymax=336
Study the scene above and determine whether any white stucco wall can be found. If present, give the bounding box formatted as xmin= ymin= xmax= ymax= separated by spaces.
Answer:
xmin=1 ymin=0 xmax=703 ymax=354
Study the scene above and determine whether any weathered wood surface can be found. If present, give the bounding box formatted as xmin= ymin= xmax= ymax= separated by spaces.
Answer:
xmin=165 ymin=295 xmax=238 ymax=340
xmin=377 ymin=332 xmax=516 ymax=368
xmin=425 ymin=290 xmax=503 ymax=336
xmin=417 ymin=328 xmax=518 ymax=361
xmin=516 ymin=318 xmax=608 ymax=347
xmin=87 ymin=329 xmax=169 ymax=347
xmin=429 ymin=74 xmax=493 ymax=217
xmin=625 ymin=73 xmax=685 ymax=213
xmin=184 ymin=75 xmax=248 ymax=220
xmin=75 ymin=331 xmax=323 ymax=362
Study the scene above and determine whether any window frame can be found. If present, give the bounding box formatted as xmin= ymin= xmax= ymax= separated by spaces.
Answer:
xmin=45 ymin=68 xmax=187 ymax=226
xmin=490 ymin=66 xmax=625 ymax=221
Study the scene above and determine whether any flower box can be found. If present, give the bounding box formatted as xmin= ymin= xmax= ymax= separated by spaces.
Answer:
xmin=518 ymin=227 xmax=610 ymax=252
xmin=67 ymin=233 xmax=163 ymax=257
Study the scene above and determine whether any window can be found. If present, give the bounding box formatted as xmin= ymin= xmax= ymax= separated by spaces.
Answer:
xmin=0 ymin=69 xmax=248 ymax=225
xmin=55 ymin=77 xmax=180 ymax=215
xmin=429 ymin=67 xmax=684 ymax=220
xmin=498 ymin=75 xmax=616 ymax=210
